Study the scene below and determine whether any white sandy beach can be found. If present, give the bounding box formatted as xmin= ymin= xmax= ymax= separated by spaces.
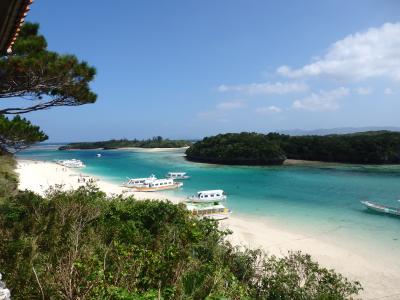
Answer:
xmin=116 ymin=146 xmax=189 ymax=152
xmin=16 ymin=159 xmax=400 ymax=299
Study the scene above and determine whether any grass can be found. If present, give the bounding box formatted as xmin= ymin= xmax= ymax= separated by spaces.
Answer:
xmin=0 ymin=154 xmax=18 ymax=200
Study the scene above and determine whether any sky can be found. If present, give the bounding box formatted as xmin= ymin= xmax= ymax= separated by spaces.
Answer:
xmin=18 ymin=0 xmax=400 ymax=141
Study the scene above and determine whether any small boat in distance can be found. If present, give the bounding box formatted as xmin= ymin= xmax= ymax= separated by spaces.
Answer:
xmin=96 ymin=153 xmax=102 ymax=157
xmin=185 ymin=202 xmax=231 ymax=220
xmin=55 ymin=159 xmax=85 ymax=168
xmin=187 ymin=190 xmax=227 ymax=203
xmin=361 ymin=200 xmax=400 ymax=217
xmin=123 ymin=174 xmax=157 ymax=188
xmin=166 ymin=172 xmax=190 ymax=180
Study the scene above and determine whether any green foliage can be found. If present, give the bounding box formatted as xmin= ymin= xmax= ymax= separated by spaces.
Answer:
xmin=0 ymin=22 xmax=97 ymax=114
xmin=0 ymin=115 xmax=48 ymax=153
xmin=0 ymin=186 xmax=361 ymax=299
xmin=186 ymin=132 xmax=286 ymax=165
xmin=282 ymin=131 xmax=400 ymax=164
xmin=186 ymin=131 xmax=400 ymax=165
xmin=0 ymin=154 xmax=18 ymax=200
xmin=59 ymin=137 xmax=192 ymax=150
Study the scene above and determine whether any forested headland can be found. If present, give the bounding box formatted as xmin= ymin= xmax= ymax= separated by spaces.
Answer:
xmin=58 ymin=137 xmax=192 ymax=150
xmin=185 ymin=132 xmax=287 ymax=165
xmin=186 ymin=131 xmax=400 ymax=165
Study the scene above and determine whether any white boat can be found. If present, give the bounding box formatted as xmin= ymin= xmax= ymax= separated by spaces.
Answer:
xmin=132 ymin=178 xmax=183 ymax=192
xmin=123 ymin=174 xmax=157 ymax=188
xmin=96 ymin=153 xmax=102 ymax=157
xmin=187 ymin=190 xmax=227 ymax=203
xmin=185 ymin=202 xmax=231 ymax=220
xmin=56 ymin=159 xmax=85 ymax=168
xmin=361 ymin=200 xmax=400 ymax=217
xmin=166 ymin=172 xmax=190 ymax=180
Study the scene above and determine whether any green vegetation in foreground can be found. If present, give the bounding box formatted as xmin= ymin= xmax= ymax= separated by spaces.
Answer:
xmin=0 ymin=155 xmax=18 ymax=200
xmin=186 ymin=131 xmax=400 ymax=165
xmin=0 ymin=182 xmax=361 ymax=299
xmin=59 ymin=136 xmax=192 ymax=150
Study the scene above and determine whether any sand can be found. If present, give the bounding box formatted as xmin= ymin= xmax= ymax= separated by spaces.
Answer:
xmin=15 ymin=159 xmax=400 ymax=299
xmin=110 ymin=146 xmax=189 ymax=152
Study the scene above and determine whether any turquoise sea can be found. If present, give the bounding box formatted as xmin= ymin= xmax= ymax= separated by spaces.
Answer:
xmin=18 ymin=145 xmax=400 ymax=254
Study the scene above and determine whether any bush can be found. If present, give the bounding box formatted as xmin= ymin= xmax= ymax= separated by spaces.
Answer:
xmin=0 ymin=185 xmax=362 ymax=299
xmin=0 ymin=154 xmax=18 ymax=200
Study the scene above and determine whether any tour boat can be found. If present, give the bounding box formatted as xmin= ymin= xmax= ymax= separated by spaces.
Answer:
xmin=123 ymin=174 xmax=157 ymax=188
xmin=361 ymin=200 xmax=400 ymax=217
xmin=185 ymin=202 xmax=231 ymax=220
xmin=166 ymin=172 xmax=190 ymax=180
xmin=132 ymin=178 xmax=183 ymax=192
xmin=56 ymin=159 xmax=85 ymax=168
xmin=187 ymin=190 xmax=227 ymax=203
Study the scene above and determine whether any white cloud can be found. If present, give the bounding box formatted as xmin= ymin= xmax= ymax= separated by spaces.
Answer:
xmin=292 ymin=87 xmax=349 ymax=111
xmin=197 ymin=111 xmax=219 ymax=118
xmin=356 ymin=87 xmax=372 ymax=95
xmin=256 ymin=106 xmax=282 ymax=114
xmin=278 ymin=22 xmax=400 ymax=82
xmin=216 ymin=100 xmax=245 ymax=110
xmin=217 ymin=81 xmax=308 ymax=95
xmin=198 ymin=99 xmax=245 ymax=119
xmin=384 ymin=87 xmax=394 ymax=95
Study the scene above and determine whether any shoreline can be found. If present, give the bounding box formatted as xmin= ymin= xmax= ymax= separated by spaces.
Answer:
xmin=15 ymin=158 xmax=400 ymax=299
xmin=59 ymin=146 xmax=189 ymax=152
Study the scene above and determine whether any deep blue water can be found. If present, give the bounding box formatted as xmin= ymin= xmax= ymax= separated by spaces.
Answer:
xmin=18 ymin=145 xmax=400 ymax=251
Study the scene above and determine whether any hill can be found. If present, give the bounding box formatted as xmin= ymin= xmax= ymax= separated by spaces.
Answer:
xmin=186 ymin=131 xmax=400 ymax=165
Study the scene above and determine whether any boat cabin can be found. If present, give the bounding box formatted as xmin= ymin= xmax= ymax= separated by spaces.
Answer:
xmin=125 ymin=175 xmax=156 ymax=186
xmin=166 ymin=172 xmax=190 ymax=179
xmin=148 ymin=178 xmax=175 ymax=187
xmin=193 ymin=190 xmax=225 ymax=201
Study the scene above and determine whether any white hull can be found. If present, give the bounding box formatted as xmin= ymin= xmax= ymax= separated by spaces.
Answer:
xmin=197 ymin=211 xmax=231 ymax=220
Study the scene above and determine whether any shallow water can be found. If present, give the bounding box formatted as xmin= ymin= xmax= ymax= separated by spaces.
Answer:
xmin=18 ymin=145 xmax=400 ymax=254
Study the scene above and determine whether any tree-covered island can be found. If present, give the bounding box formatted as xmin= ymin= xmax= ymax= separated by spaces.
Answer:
xmin=185 ymin=132 xmax=287 ymax=165
xmin=59 ymin=137 xmax=192 ymax=150
xmin=186 ymin=131 xmax=400 ymax=165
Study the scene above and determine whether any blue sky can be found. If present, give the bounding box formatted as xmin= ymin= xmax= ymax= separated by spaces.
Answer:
xmin=21 ymin=0 xmax=400 ymax=141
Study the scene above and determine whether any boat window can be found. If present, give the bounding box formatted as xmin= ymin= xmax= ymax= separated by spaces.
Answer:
xmin=204 ymin=195 xmax=208 ymax=198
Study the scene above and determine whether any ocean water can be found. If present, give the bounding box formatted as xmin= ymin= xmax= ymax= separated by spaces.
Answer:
xmin=18 ymin=145 xmax=400 ymax=253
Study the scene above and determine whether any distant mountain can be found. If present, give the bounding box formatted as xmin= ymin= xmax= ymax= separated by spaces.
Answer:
xmin=278 ymin=127 xmax=400 ymax=136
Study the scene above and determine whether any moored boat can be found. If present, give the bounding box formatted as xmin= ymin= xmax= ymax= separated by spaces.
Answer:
xmin=123 ymin=174 xmax=157 ymax=188
xmin=133 ymin=178 xmax=183 ymax=192
xmin=187 ymin=190 xmax=227 ymax=203
xmin=55 ymin=159 xmax=85 ymax=168
xmin=166 ymin=172 xmax=190 ymax=180
xmin=361 ymin=200 xmax=400 ymax=217
xmin=185 ymin=202 xmax=231 ymax=220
